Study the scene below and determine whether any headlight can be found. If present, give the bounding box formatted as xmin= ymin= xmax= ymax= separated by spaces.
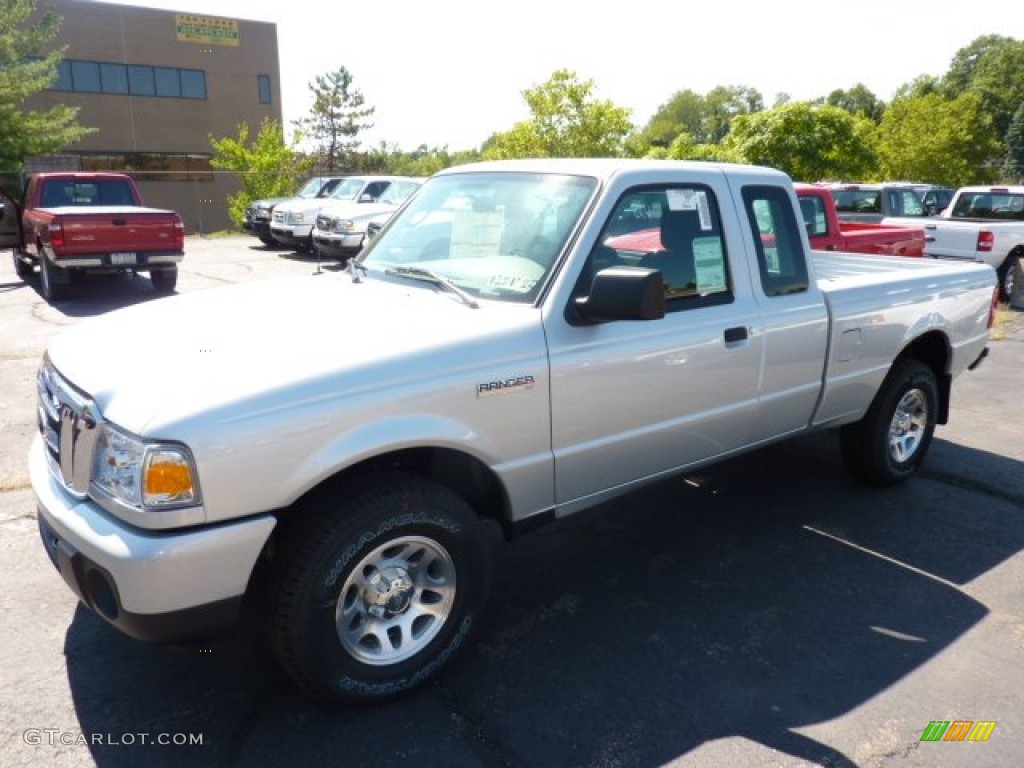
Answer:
xmin=291 ymin=212 xmax=305 ymax=223
xmin=91 ymin=423 xmax=199 ymax=510
xmin=333 ymin=219 xmax=356 ymax=233
xmin=255 ymin=208 xmax=272 ymax=220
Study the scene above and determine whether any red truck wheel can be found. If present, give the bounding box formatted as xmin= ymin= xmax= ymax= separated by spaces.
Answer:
xmin=39 ymin=256 xmax=67 ymax=301
xmin=12 ymin=249 xmax=33 ymax=280
xmin=151 ymin=266 xmax=178 ymax=294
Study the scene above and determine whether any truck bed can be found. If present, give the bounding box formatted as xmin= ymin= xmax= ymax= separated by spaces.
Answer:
xmin=810 ymin=250 xmax=994 ymax=427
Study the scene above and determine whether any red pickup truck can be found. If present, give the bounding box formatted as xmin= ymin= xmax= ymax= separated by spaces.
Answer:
xmin=795 ymin=183 xmax=925 ymax=256
xmin=604 ymin=183 xmax=925 ymax=258
xmin=1 ymin=172 xmax=185 ymax=300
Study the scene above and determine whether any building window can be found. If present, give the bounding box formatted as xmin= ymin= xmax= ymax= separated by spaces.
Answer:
xmin=128 ymin=65 xmax=155 ymax=96
xmin=154 ymin=67 xmax=181 ymax=98
xmin=50 ymin=59 xmax=207 ymax=101
xmin=99 ymin=63 xmax=129 ymax=94
xmin=258 ymin=74 xmax=272 ymax=104
xmin=76 ymin=152 xmax=214 ymax=182
xmin=70 ymin=60 xmax=101 ymax=92
xmin=54 ymin=61 xmax=73 ymax=91
xmin=180 ymin=69 xmax=206 ymax=99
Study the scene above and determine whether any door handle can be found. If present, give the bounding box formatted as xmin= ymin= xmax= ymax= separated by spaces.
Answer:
xmin=724 ymin=326 xmax=748 ymax=343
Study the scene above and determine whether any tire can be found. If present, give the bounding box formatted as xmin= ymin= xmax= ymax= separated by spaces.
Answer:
xmin=997 ymin=253 xmax=1021 ymax=303
xmin=39 ymin=254 xmax=66 ymax=301
xmin=151 ymin=265 xmax=178 ymax=294
xmin=12 ymin=249 xmax=33 ymax=279
xmin=259 ymin=235 xmax=276 ymax=247
xmin=269 ymin=472 xmax=493 ymax=704
xmin=840 ymin=358 xmax=938 ymax=486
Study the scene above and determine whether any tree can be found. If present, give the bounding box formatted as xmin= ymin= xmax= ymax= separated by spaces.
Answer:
xmin=1003 ymin=103 xmax=1024 ymax=182
xmin=875 ymin=92 xmax=1002 ymax=186
xmin=635 ymin=89 xmax=707 ymax=150
xmin=0 ymin=0 xmax=93 ymax=172
xmin=482 ymin=69 xmax=633 ymax=159
xmin=209 ymin=118 xmax=313 ymax=226
xmin=703 ymin=85 xmax=764 ymax=143
xmin=825 ymin=84 xmax=885 ymax=122
xmin=293 ymin=67 xmax=375 ymax=173
xmin=725 ymin=102 xmax=877 ymax=182
xmin=942 ymin=35 xmax=1024 ymax=139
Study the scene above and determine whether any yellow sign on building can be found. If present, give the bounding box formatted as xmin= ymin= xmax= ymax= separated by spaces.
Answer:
xmin=176 ymin=14 xmax=239 ymax=47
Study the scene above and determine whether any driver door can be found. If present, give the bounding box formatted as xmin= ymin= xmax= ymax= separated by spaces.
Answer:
xmin=0 ymin=190 xmax=23 ymax=249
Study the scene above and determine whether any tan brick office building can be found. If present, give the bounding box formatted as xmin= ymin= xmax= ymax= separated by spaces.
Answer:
xmin=25 ymin=0 xmax=282 ymax=233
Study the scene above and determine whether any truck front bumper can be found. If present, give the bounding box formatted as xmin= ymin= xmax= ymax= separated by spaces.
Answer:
xmin=312 ymin=231 xmax=364 ymax=259
xmin=270 ymin=223 xmax=313 ymax=247
xmin=30 ymin=437 xmax=276 ymax=643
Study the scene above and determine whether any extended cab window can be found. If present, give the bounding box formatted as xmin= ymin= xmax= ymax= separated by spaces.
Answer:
xmin=742 ymin=186 xmax=809 ymax=297
xmin=582 ymin=184 xmax=732 ymax=310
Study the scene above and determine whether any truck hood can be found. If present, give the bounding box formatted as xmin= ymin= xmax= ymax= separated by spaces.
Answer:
xmin=46 ymin=274 xmax=540 ymax=435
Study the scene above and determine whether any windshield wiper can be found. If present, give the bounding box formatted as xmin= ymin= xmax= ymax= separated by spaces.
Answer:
xmin=385 ymin=266 xmax=480 ymax=308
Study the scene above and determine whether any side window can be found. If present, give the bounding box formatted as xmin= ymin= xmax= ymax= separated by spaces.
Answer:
xmin=742 ymin=186 xmax=809 ymax=297
xmin=580 ymin=184 xmax=732 ymax=310
xmin=363 ymin=181 xmax=389 ymax=200
xmin=900 ymin=190 xmax=924 ymax=217
xmin=798 ymin=195 xmax=827 ymax=237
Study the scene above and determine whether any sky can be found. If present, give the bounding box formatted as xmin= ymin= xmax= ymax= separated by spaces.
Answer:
xmin=98 ymin=0 xmax=1024 ymax=151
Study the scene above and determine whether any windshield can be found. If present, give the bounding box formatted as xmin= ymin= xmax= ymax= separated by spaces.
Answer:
xmin=378 ymin=180 xmax=422 ymax=205
xmin=297 ymin=177 xmax=330 ymax=198
xmin=328 ymin=178 xmax=369 ymax=200
xmin=359 ymin=171 xmax=597 ymax=304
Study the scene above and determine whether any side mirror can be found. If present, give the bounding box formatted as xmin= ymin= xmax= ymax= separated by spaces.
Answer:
xmin=574 ymin=266 xmax=665 ymax=323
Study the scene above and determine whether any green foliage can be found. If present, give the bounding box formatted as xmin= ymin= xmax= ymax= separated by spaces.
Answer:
xmin=293 ymin=67 xmax=375 ymax=173
xmin=703 ymin=85 xmax=764 ymax=143
xmin=656 ymin=132 xmax=741 ymax=163
xmin=209 ymin=118 xmax=313 ymax=226
xmin=1003 ymin=103 xmax=1024 ymax=182
xmin=360 ymin=142 xmax=481 ymax=175
xmin=942 ymin=35 xmax=1024 ymax=139
xmin=825 ymin=84 xmax=885 ymax=122
xmin=725 ymin=102 xmax=876 ymax=182
xmin=876 ymin=92 xmax=1001 ymax=186
xmin=0 ymin=0 xmax=94 ymax=172
xmin=483 ymin=69 xmax=633 ymax=159
xmin=634 ymin=89 xmax=707 ymax=149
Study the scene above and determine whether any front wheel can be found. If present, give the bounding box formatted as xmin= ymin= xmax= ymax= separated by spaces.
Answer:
xmin=840 ymin=359 xmax=938 ymax=486
xmin=269 ymin=473 xmax=493 ymax=704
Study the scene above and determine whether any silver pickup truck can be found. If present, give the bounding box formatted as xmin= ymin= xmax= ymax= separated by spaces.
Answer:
xmin=31 ymin=159 xmax=996 ymax=704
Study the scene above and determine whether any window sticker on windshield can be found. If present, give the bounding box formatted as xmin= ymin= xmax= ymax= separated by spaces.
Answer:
xmin=452 ymin=210 xmax=504 ymax=260
xmin=693 ymin=237 xmax=727 ymax=293
xmin=666 ymin=189 xmax=713 ymax=230
xmin=488 ymin=274 xmax=536 ymax=293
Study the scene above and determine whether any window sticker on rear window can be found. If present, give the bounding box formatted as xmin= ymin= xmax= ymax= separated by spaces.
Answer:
xmin=666 ymin=189 xmax=713 ymax=230
xmin=693 ymin=236 xmax=727 ymax=293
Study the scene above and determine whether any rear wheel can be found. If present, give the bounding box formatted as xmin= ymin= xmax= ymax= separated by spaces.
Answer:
xmin=840 ymin=359 xmax=938 ymax=486
xmin=997 ymin=253 xmax=1021 ymax=303
xmin=39 ymin=255 xmax=67 ymax=301
xmin=151 ymin=265 xmax=178 ymax=294
xmin=269 ymin=472 xmax=493 ymax=704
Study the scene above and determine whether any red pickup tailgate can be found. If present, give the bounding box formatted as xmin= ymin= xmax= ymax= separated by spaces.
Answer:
xmin=47 ymin=206 xmax=182 ymax=258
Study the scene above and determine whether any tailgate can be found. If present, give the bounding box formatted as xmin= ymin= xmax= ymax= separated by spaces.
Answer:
xmin=916 ymin=219 xmax=981 ymax=260
xmin=49 ymin=207 xmax=181 ymax=257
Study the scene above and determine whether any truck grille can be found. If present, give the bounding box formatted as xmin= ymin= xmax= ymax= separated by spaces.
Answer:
xmin=37 ymin=362 xmax=99 ymax=498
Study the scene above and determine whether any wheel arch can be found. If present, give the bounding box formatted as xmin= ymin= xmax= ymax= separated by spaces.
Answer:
xmin=896 ymin=330 xmax=951 ymax=423
xmin=275 ymin=446 xmax=513 ymax=542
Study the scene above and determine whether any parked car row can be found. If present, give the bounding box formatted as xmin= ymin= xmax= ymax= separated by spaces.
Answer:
xmin=243 ymin=174 xmax=423 ymax=261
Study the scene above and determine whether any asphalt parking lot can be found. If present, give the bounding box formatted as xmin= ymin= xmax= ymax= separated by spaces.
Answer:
xmin=1 ymin=236 xmax=1023 ymax=767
